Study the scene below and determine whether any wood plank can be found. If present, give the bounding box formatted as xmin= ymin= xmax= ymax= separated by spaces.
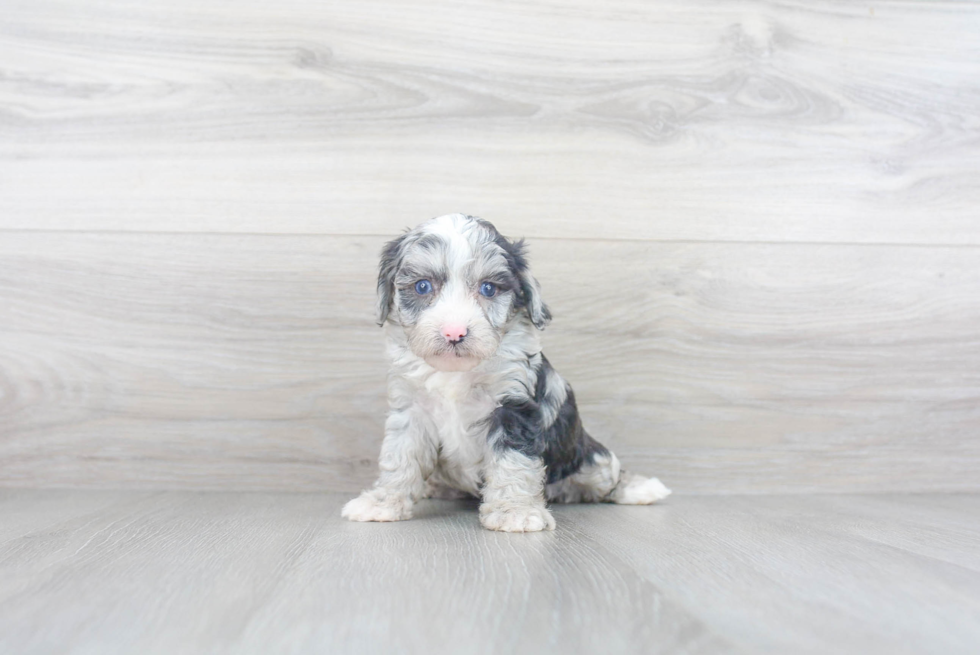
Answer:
xmin=1 ymin=0 xmax=979 ymax=243
xmin=1 ymin=491 xmax=978 ymax=654
xmin=1 ymin=232 xmax=978 ymax=493
xmin=561 ymin=494 xmax=980 ymax=655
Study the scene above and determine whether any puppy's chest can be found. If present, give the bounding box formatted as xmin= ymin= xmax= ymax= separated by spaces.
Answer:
xmin=421 ymin=373 xmax=496 ymax=466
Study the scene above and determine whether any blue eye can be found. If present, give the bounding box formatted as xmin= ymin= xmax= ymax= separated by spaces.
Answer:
xmin=415 ymin=280 xmax=432 ymax=295
xmin=479 ymin=281 xmax=497 ymax=298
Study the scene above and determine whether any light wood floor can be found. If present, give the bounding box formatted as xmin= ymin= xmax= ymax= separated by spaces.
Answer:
xmin=2 ymin=490 xmax=978 ymax=655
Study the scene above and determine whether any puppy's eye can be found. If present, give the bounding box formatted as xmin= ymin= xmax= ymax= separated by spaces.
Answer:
xmin=415 ymin=280 xmax=433 ymax=295
xmin=479 ymin=281 xmax=497 ymax=298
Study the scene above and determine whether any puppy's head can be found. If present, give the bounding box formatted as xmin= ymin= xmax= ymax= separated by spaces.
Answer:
xmin=377 ymin=214 xmax=551 ymax=372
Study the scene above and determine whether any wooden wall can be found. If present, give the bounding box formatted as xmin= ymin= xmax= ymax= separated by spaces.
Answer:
xmin=2 ymin=0 xmax=978 ymax=493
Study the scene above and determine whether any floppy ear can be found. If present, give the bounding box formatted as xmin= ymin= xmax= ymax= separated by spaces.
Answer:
xmin=497 ymin=235 xmax=551 ymax=330
xmin=377 ymin=232 xmax=408 ymax=326
xmin=517 ymin=264 xmax=551 ymax=329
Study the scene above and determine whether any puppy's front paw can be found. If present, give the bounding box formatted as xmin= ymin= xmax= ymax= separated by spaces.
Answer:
xmin=479 ymin=503 xmax=556 ymax=533
xmin=341 ymin=489 xmax=412 ymax=522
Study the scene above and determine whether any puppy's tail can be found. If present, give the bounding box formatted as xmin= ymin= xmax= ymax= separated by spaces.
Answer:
xmin=608 ymin=471 xmax=672 ymax=505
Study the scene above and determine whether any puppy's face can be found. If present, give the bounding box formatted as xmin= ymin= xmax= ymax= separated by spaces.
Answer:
xmin=378 ymin=214 xmax=551 ymax=372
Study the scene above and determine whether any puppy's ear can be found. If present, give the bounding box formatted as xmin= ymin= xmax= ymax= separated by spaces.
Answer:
xmin=499 ymin=236 xmax=552 ymax=330
xmin=377 ymin=232 xmax=408 ymax=326
xmin=518 ymin=266 xmax=551 ymax=329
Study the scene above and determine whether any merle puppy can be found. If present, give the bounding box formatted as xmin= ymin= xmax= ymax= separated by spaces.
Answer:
xmin=342 ymin=214 xmax=670 ymax=532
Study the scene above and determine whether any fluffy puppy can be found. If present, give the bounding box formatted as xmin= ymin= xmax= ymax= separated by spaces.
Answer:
xmin=342 ymin=214 xmax=670 ymax=532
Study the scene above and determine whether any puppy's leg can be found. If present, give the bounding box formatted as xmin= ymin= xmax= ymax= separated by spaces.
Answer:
xmin=546 ymin=451 xmax=621 ymax=503
xmin=546 ymin=451 xmax=671 ymax=505
xmin=342 ymin=410 xmax=436 ymax=522
xmin=600 ymin=450 xmax=671 ymax=505
xmin=608 ymin=468 xmax=672 ymax=505
xmin=479 ymin=448 xmax=555 ymax=533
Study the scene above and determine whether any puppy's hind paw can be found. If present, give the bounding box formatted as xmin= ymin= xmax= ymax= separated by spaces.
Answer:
xmin=479 ymin=503 xmax=556 ymax=533
xmin=611 ymin=475 xmax=672 ymax=505
xmin=341 ymin=489 xmax=413 ymax=522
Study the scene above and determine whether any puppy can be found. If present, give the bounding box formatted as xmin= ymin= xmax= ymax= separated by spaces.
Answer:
xmin=342 ymin=214 xmax=670 ymax=532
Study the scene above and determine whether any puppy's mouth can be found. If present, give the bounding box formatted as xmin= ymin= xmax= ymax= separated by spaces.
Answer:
xmin=424 ymin=345 xmax=482 ymax=372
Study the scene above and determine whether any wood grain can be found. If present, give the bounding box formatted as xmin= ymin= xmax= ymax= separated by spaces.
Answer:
xmin=2 ymin=232 xmax=977 ymax=493
xmin=1 ymin=0 xmax=979 ymax=243
xmin=1 ymin=0 xmax=978 ymax=494
xmin=564 ymin=493 xmax=980 ymax=655
xmin=1 ymin=490 xmax=978 ymax=654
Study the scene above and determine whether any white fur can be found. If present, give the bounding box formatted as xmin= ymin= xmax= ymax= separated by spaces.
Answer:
xmin=341 ymin=487 xmax=414 ymax=522
xmin=609 ymin=472 xmax=672 ymax=505
xmin=419 ymin=370 xmax=495 ymax=496
xmin=480 ymin=449 xmax=555 ymax=532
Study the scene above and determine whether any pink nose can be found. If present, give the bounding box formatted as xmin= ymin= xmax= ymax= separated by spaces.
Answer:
xmin=441 ymin=323 xmax=468 ymax=343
